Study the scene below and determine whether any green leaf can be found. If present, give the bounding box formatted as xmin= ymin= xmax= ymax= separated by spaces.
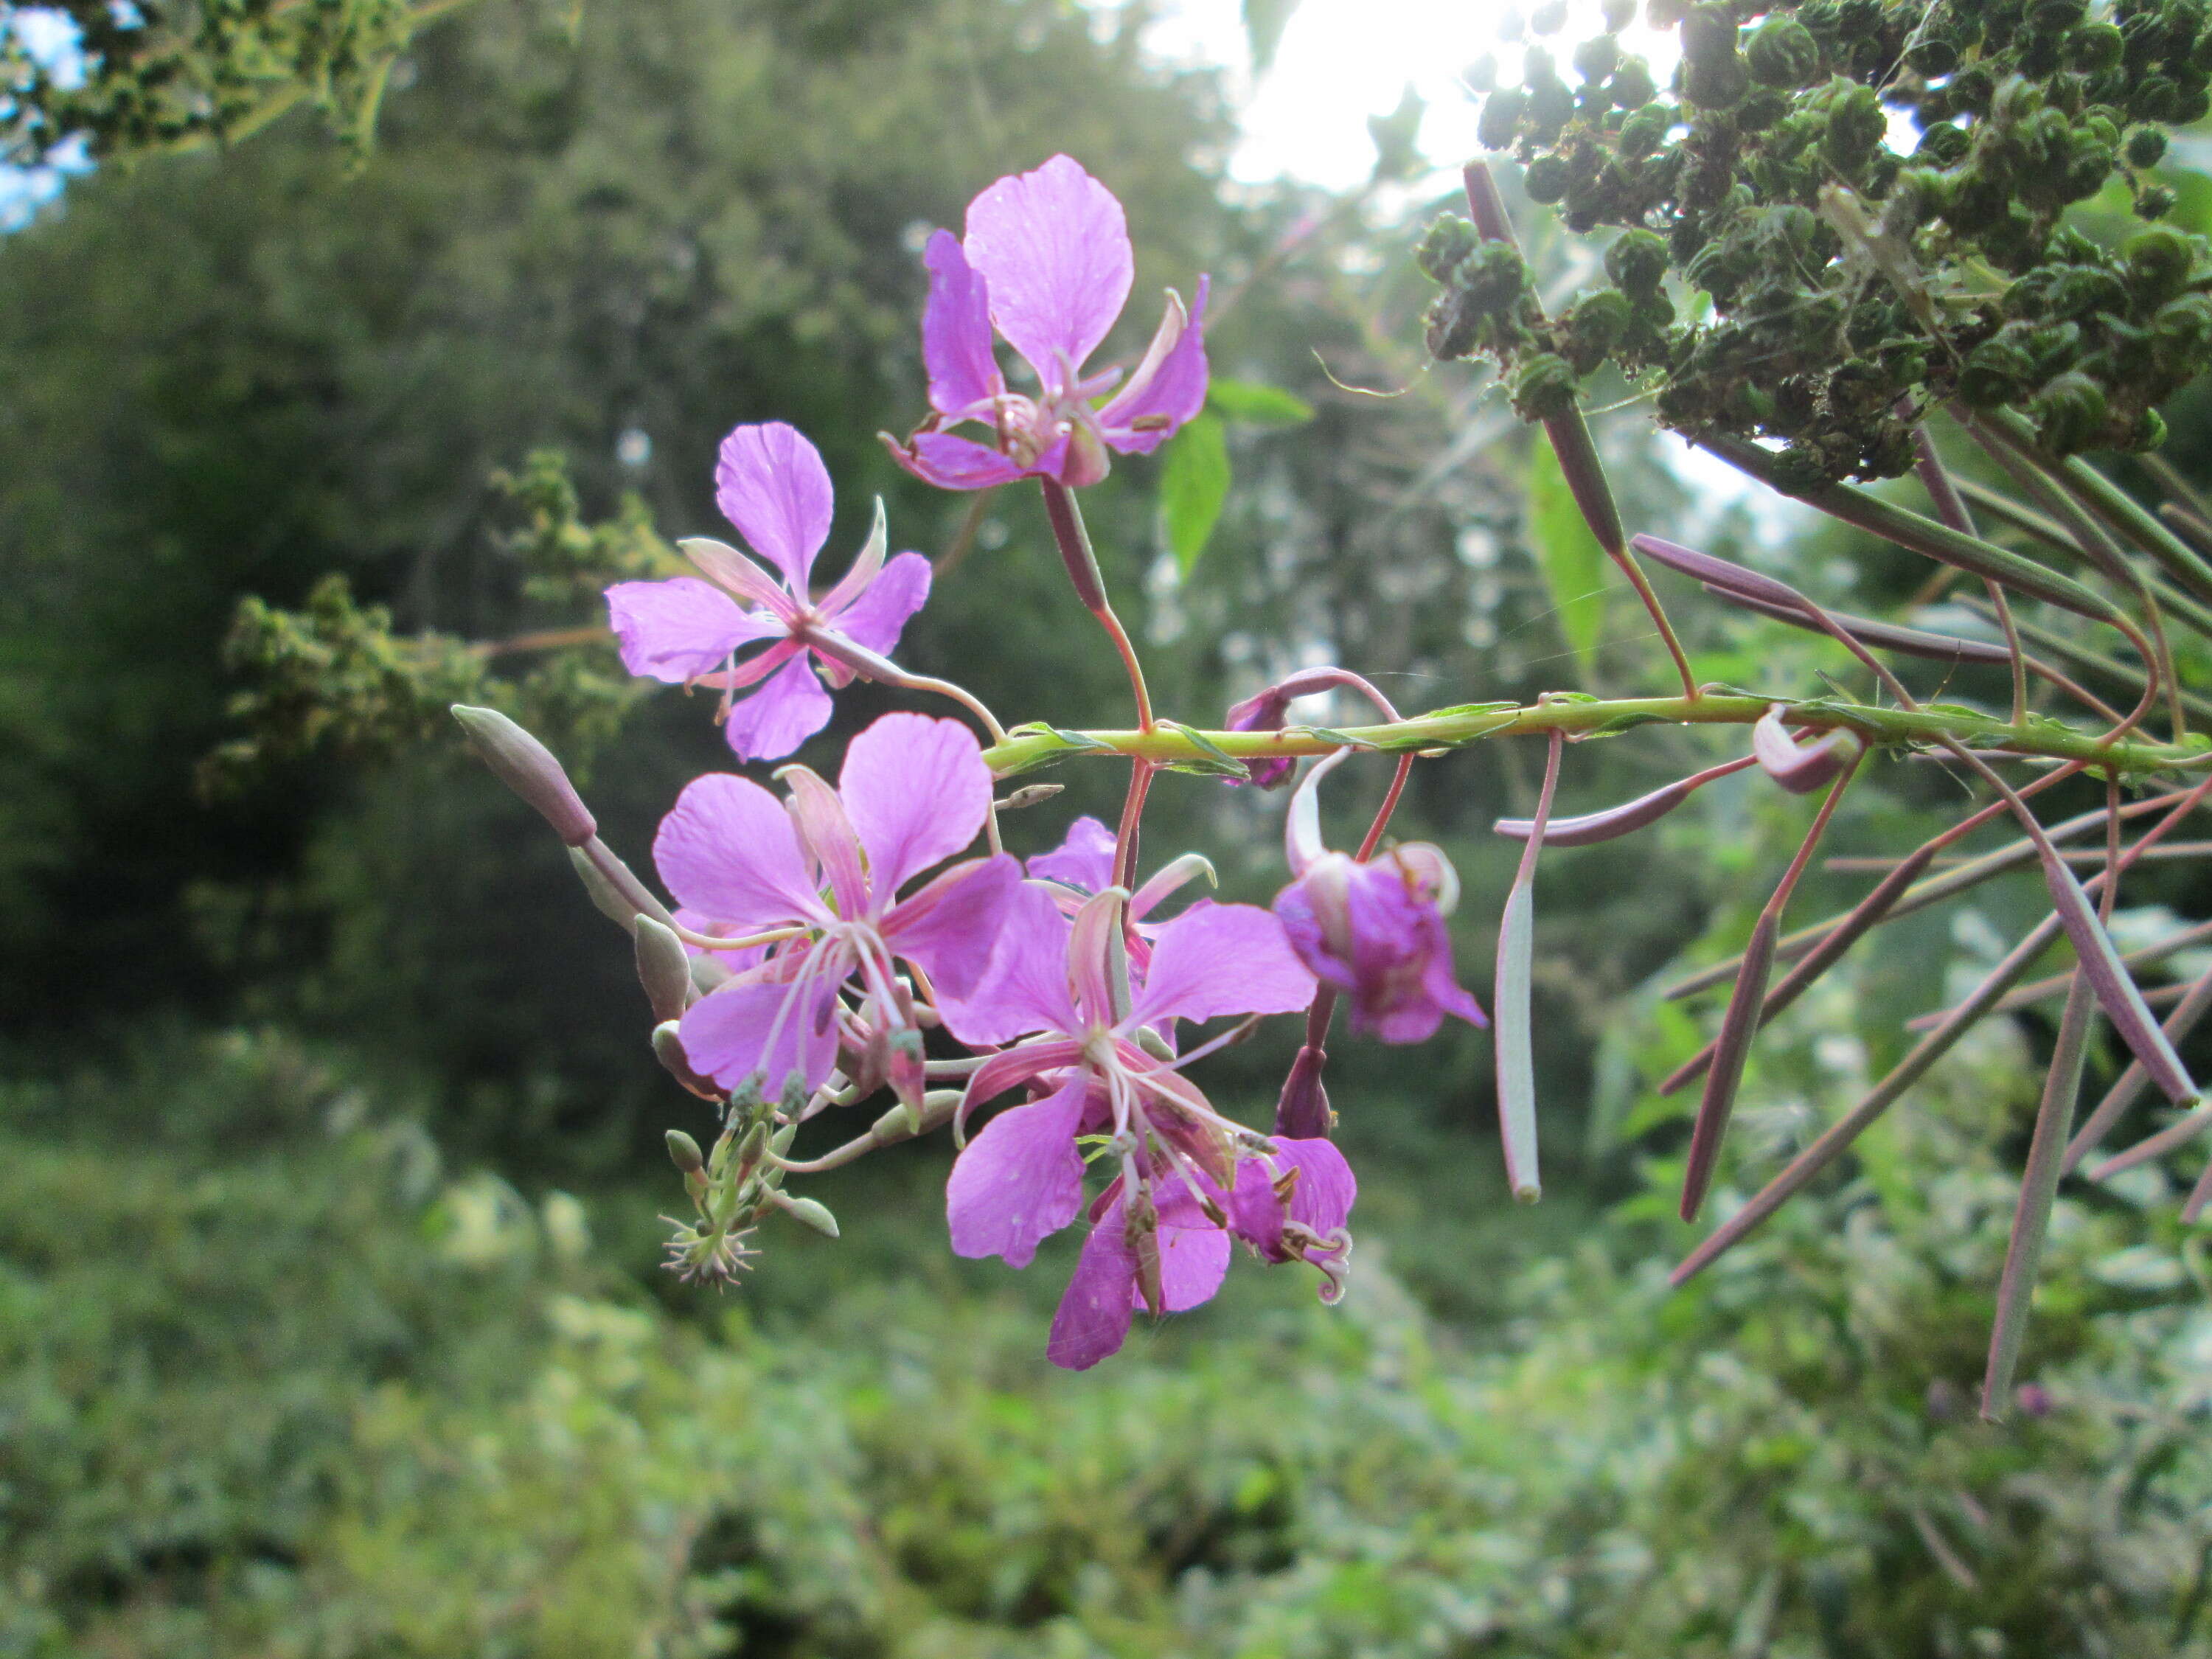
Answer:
xmin=1528 ymin=439 xmax=1609 ymax=676
xmin=1207 ymin=378 xmax=1314 ymax=428
xmin=1161 ymin=413 xmax=1231 ymax=577
xmin=1156 ymin=720 xmax=1253 ymax=781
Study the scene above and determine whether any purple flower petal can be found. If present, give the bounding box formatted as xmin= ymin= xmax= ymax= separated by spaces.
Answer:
xmin=840 ymin=712 xmax=992 ymax=901
xmin=653 ymin=772 xmax=827 ymax=928
xmin=892 ymin=429 xmax=1040 ymax=491
xmin=720 ymin=653 xmax=834 ymax=762
xmin=1272 ymin=1138 xmax=1357 ymax=1236
xmin=1150 ymin=1211 xmax=1231 ymax=1312
xmin=714 ymin=422 xmax=833 ymax=593
xmin=936 ymin=883 xmax=1079 ymax=1046
xmin=922 ymin=229 xmax=1004 ymax=417
xmin=1228 ymin=1161 xmax=1287 ymax=1258
xmin=1129 ymin=901 xmax=1315 ymax=1029
xmin=1047 ymin=1200 xmax=1138 ymax=1370
xmin=776 ymin=765 xmax=870 ymax=918
xmin=676 ymin=965 xmax=843 ymax=1095
xmin=605 ymin=577 xmax=778 ymax=683
xmin=1029 ymin=815 xmax=1119 ymax=892
xmin=945 ymin=1074 xmax=1090 ymax=1267
xmin=1098 ymin=277 xmax=1211 ymax=456
xmin=962 ymin=155 xmax=1134 ymax=388
xmin=824 ymin=550 xmax=931 ymax=661
xmin=883 ymin=853 xmax=1022 ymax=1000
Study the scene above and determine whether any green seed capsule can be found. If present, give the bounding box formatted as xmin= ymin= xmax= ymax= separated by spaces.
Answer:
xmin=1511 ymin=352 xmax=1582 ymax=420
xmin=1604 ymin=227 xmax=1669 ymax=293
xmin=1524 ymin=153 xmax=1571 ymax=204
xmin=1477 ymin=87 xmax=1526 ymax=150
xmin=2126 ymin=126 xmax=2170 ymax=168
xmin=1747 ymin=15 xmax=1821 ymax=85
xmin=2031 ymin=372 xmax=2110 ymax=454
xmin=1415 ymin=215 xmax=1480 ymax=282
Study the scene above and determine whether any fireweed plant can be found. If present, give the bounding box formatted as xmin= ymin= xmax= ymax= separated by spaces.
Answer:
xmin=455 ymin=71 xmax=2212 ymax=1396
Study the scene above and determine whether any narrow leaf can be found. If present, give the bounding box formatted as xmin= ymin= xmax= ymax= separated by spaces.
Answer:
xmin=1531 ymin=439 xmax=1608 ymax=673
xmin=1207 ymin=378 xmax=1314 ymax=427
xmin=1161 ymin=412 xmax=1231 ymax=577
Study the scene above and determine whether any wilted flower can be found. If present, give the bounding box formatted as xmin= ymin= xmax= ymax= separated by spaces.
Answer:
xmin=658 ymin=714 xmax=1018 ymax=1099
xmin=607 ymin=422 xmax=931 ymax=761
xmin=886 ymin=154 xmax=1210 ymax=491
xmin=939 ymin=880 xmax=1324 ymax=1368
xmin=1272 ymin=754 xmax=1486 ymax=1043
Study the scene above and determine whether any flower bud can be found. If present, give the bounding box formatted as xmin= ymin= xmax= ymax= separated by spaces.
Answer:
xmin=998 ymin=782 xmax=1065 ymax=811
xmin=450 ymin=706 xmax=597 ymax=846
xmin=1511 ymin=352 xmax=1580 ymax=420
xmin=665 ymin=1128 xmax=706 ymax=1175
xmin=1415 ymin=214 xmax=1480 ymax=283
xmin=773 ymin=1193 xmax=841 ymax=1238
xmin=1134 ymin=1025 xmax=1175 ymax=1062
xmin=633 ymin=917 xmax=695 ymax=1024
xmin=1604 ymin=227 xmax=1669 ymax=295
xmin=2126 ymin=126 xmax=2169 ymax=170
xmin=569 ymin=845 xmax=641 ymax=931
xmin=652 ymin=1020 xmax=722 ymax=1101
xmin=1745 ymin=15 xmax=1819 ymax=86
xmin=1274 ymin=1045 xmax=1334 ymax=1139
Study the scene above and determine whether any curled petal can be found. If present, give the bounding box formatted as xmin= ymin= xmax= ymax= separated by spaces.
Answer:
xmin=963 ymin=154 xmax=1134 ymax=388
xmin=605 ymin=578 xmax=778 ymax=683
xmin=1283 ymin=749 xmax=1354 ymax=874
xmin=813 ymin=496 xmax=888 ymax=619
xmin=922 ymin=229 xmax=1004 ymax=417
xmin=1273 ymin=1138 xmax=1357 ymax=1237
xmin=1098 ymin=278 xmax=1211 ymax=455
xmin=715 ymin=422 xmax=834 ymax=592
xmin=887 ymin=428 xmax=1039 ymax=491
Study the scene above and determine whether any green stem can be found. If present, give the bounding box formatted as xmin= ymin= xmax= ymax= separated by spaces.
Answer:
xmin=983 ymin=694 xmax=2205 ymax=779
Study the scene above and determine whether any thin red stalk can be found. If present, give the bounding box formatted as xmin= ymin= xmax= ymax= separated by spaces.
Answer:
xmin=1679 ymin=750 xmax=1860 ymax=1222
xmin=1354 ymin=756 xmax=1415 ymax=861
xmin=1912 ymin=423 xmax=2031 ymax=728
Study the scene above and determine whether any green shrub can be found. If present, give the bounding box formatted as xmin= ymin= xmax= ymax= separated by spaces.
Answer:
xmin=5 ymin=1024 xmax=2210 ymax=1656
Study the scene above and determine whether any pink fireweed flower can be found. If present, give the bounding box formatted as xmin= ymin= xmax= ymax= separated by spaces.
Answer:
xmin=1024 ymin=813 xmax=1217 ymax=973
xmin=607 ymin=422 xmax=931 ymax=761
xmin=657 ymin=713 xmax=1019 ymax=1101
xmin=939 ymin=881 xmax=1334 ymax=1368
xmin=1271 ymin=753 xmax=1486 ymax=1044
xmin=884 ymin=154 xmax=1210 ymax=491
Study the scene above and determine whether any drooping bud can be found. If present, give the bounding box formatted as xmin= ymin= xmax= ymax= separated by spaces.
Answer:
xmin=665 ymin=1129 xmax=706 ymax=1175
xmin=998 ymin=783 xmax=1065 ymax=811
xmin=1274 ymin=1044 xmax=1334 ymax=1139
xmin=570 ymin=845 xmax=641 ymax=931
xmin=451 ymin=706 xmax=597 ymax=846
xmin=634 ymin=917 xmax=695 ymax=1023
xmin=772 ymin=1192 xmax=841 ymax=1237
xmin=652 ymin=1020 xmax=721 ymax=1101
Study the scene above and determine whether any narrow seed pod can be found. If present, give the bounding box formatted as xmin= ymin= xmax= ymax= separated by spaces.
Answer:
xmin=1493 ymin=730 xmax=1563 ymax=1203
xmin=1983 ymin=968 xmax=2098 ymax=1421
xmin=1680 ymin=912 xmax=1780 ymax=1223
xmin=1708 ymin=585 xmax=2014 ymax=665
xmin=1494 ymin=754 xmax=1756 ymax=846
xmin=1631 ymin=533 xmax=1806 ymax=611
xmin=2077 ymin=965 xmax=2212 ymax=1177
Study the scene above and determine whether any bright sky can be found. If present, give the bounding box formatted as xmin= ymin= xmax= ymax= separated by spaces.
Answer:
xmin=1128 ymin=0 xmax=1679 ymax=189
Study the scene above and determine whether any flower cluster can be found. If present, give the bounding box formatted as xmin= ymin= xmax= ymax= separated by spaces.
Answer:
xmin=437 ymin=156 xmax=1491 ymax=1370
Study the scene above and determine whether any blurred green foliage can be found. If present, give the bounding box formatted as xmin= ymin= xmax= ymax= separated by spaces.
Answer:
xmin=9 ymin=1011 xmax=2212 ymax=1657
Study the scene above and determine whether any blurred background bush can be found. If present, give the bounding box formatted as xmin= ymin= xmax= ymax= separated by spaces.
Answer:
xmin=5 ymin=0 xmax=2212 ymax=1652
